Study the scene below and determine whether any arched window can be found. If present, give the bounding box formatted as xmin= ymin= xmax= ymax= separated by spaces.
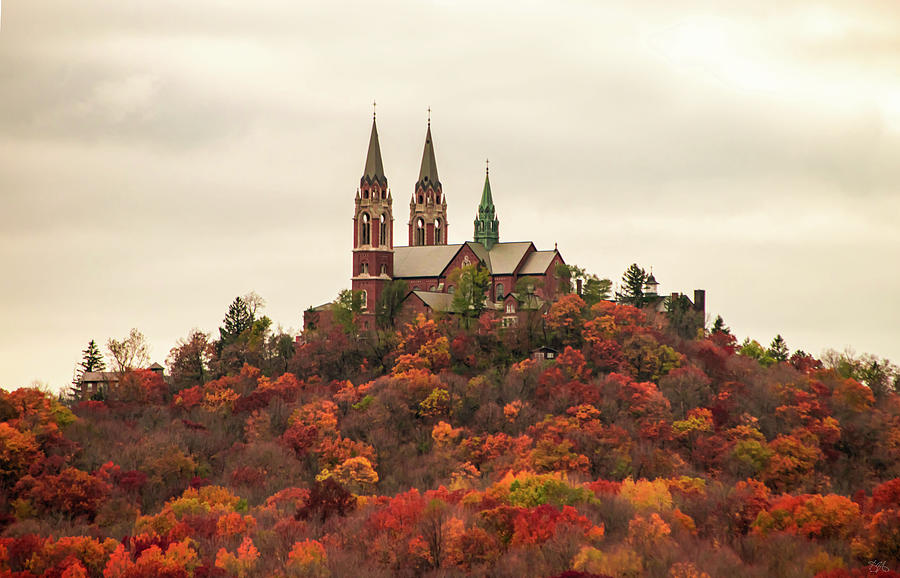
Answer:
xmin=434 ymin=218 xmax=442 ymax=244
xmin=361 ymin=262 xmax=369 ymax=275
xmin=448 ymin=286 xmax=455 ymax=294
xmin=436 ymin=192 xmax=441 ymax=204
xmin=496 ymin=283 xmax=504 ymax=300
xmin=380 ymin=264 xmax=387 ymax=276
xmin=415 ymin=218 xmax=425 ymax=245
xmin=360 ymin=213 xmax=371 ymax=245
xmin=417 ymin=194 xmax=423 ymax=204
xmin=360 ymin=290 xmax=368 ymax=310
xmin=380 ymin=214 xmax=387 ymax=246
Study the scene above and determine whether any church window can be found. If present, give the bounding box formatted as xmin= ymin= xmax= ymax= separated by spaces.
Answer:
xmin=436 ymin=192 xmax=441 ymax=204
xmin=418 ymin=194 xmax=423 ymax=204
xmin=496 ymin=283 xmax=504 ymax=300
xmin=463 ymin=256 xmax=471 ymax=267
xmin=381 ymin=264 xmax=387 ymax=276
xmin=506 ymin=302 xmax=515 ymax=314
xmin=415 ymin=218 xmax=425 ymax=245
xmin=361 ymin=262 xmax=369 ymax=275
xmin=380 ymin=214 xmax=387 ymax=246
xmin=360 ymin=213 xmax=371 ymax=245
xmin=448 ymin=286 xmax=455 ymax=294
xmin=434 ymin=218 xmax=442 ymax=243
xmin=360 ymin=290 xmax=368 ymax=310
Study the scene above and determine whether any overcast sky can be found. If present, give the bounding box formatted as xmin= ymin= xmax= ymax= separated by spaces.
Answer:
xmin=2 ymin=1 xmax=899 ymax=392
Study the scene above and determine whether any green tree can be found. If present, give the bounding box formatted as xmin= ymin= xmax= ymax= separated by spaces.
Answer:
xmin=664 ymin=294 xmax=704 ymax=340
xmin=70 ymin=339 xmax=107 ymax=400
xmin=376 ymin=279 xmax=409 ymax=329
xmin=332 ymin=289 xmax=366 ymax=335
xmin=712 ymin=315 xmax=730 ymax=334
xmin=555 ymin=263 xmax=612 ymax=305
xmin=449 ymin=264 xmax=490 ymax=327
xmin=219 ymin=296 xmax=254 ymax=350
xmin=616 ymin=263 xmax=648 ymax=308
xmin=767 ymin=334 xmax=789 ymax=362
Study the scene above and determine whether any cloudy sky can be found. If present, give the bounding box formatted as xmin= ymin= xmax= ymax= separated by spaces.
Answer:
xmin=2 ymin=1 xmax=899 ymax=391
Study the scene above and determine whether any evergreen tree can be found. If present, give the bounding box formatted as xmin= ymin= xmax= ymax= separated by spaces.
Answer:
xmin=616 ymin=263 xmax=648 ymax=307
xmin=664 ymin=294 xmax=704 ymax=340
xmin=712 ymin=315 xmax=731 ymax=335
xmin=70 ymin=339 xmax=107 ymax=400
xmin=768 ymin=334 xmax=790 ymax=362
xmin=219 ymin=296 xmax=254 ymax=349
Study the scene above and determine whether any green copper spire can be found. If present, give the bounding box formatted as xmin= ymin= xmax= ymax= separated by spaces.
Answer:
xmin=473 ymin=160 xmax=499 ymax=250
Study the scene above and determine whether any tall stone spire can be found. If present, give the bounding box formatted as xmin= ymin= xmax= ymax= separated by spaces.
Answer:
xmin=362 ymin=116 xmax=386 ymax=187
xmin=474 ymin=160 xmax=499 ymax=250
xmin=416 ymin=122 xmax=440 ymax=190
xmin=409 ymin=112 xmax=447 ymax=246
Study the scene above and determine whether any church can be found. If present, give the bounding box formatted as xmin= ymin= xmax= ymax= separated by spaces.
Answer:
xmin=343 ymin=113 xmax=566 ymax=330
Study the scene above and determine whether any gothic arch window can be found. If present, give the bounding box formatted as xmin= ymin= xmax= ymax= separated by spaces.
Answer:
xmin=363 ymin=188 xmax=369 ymax=199
xmin=360 ymin=213 xmax=371 ymax=245
xmin=434 ymin=218 xmax=442 ymax=244
xmin=417 ymin=193 xmax=423 ymax=204
xmin=380 ymin=264 xmax=387 ymax=276
xmin=436 ymin=192 xmax=441 ymax=204
xmin=380 ymin=214 xmax=387 ymax=246
xmin=360 ymin=290 xmax=368 ymax=310
xmin=496 ymin=283 xmax=504 ymax=301
xmin=415 ymin=218 xmax=425 ymax=245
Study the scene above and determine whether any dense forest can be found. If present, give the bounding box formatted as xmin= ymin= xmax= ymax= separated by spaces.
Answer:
xmin=3 ymin=273 xmax=900 ymax=577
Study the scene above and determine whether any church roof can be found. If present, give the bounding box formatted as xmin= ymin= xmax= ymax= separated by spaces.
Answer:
xmin=410 ymin=290 xmax=454 ymax=312
xmin=393 ymin=244 xmax=463 ymax=278
xmin=393 ymin=241 xmax=537 ymax=278
xmin=362 ymin=117 xmax=386 ymax=185
xmin=416 ymin=124 xmax=440 ymax=190
xmin=518 ymin=250 xmax=558 ymax=275
xmin=480 ymin=241 xmax=534 ymax=275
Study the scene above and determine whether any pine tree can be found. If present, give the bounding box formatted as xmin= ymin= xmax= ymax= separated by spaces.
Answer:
xmin=616 ymin=263 xmax=647 ymax=307
xmin=768 ymin=334 xmax=789 ymax=362
xmin=219 ymin=296 xmax=254 ymax=349
xmin=70 ymin=339 xmax=107 ymax=401
xmin=712 ymin=315 xmax=731 ymax=335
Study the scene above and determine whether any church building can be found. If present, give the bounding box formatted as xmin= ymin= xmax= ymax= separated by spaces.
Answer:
xmin=347 ymin=114 xmax=565 ymax=329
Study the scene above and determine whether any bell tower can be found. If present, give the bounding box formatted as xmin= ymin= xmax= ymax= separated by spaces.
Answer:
xmin=473 ymin=160 xmax=499 ymax=250
xmin=352 ymin=109 xmax=394 ymax=322
xmin=409 ymin=111 xmax=448 ymax=246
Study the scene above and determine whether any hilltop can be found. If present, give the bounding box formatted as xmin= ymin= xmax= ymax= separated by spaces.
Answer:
xmin=1 ymin=293 xmax=900 ymax=577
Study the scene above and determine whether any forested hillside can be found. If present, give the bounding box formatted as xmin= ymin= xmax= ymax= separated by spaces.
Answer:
xmin=2 ymin=294 xmax=900 ymax=577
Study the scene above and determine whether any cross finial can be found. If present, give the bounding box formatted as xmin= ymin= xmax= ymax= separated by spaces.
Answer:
xmin=486 ymin=158 xmax=490 ymax=175
xmin=427 ymin=106 xmax=431 ymax=126
xmin=372 ymin=100 xmax=376 ymax=119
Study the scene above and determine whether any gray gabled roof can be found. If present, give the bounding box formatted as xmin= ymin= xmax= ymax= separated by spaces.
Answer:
xmin=81 ymin=371 xmax=119 ymax=383
xmin=518 ymin=250 xmax=558 ymax=275
xmin=482 ymin=241 xmax=534 ymax=275
xmin=393 ymin=244 xmax=464 ymax=278
xmin=409 ymin=290 xmax=454 ymax=312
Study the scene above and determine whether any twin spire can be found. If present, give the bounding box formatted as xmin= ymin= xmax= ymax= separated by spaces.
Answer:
xmin=360 ymin=109 xmax=500 ymax=248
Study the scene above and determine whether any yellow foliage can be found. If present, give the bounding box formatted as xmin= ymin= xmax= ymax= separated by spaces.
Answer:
xmin=620 ymin=478 xmax=674 ymax=511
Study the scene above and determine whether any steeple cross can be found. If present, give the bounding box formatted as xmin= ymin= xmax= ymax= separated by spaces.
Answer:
xmin=486 ymin=158 xmax=490 ymax=174
xmin=427 ymin=106 xmax=431 ymax=126
xmin=372 ymin=100 xmax=376 ymax=119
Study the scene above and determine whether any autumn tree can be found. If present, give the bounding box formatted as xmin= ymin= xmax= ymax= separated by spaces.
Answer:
xmin=106 ymin=328 xmax=150 ymax=373
xmin=555 ymin=263 xmax=611 ymax=305
xmin=616 ymin=263 xmax=648 ymax=308
xmin=167 ymin=329 xmax=214 ymax=390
